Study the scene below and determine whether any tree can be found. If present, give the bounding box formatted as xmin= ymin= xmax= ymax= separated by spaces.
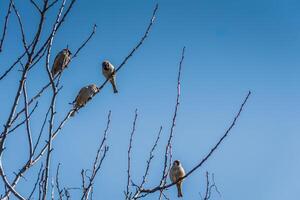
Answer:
xmin=0 ymin=1 xmax=251 ymax=199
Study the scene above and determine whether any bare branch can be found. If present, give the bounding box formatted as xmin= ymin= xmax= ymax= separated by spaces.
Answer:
xmin=80 ymin=111 xmax=111 ymax=200
xmin=0 ymin=0 xmax=79 ymax=195
xmin=125 ymin=109 xmax=138 ymax=199
xmin=0 ymin=0 xmax=74 ymax=194
xmin=38 ymin=169 xmax=45 ymax=200
xmin=54 ymin=163 xmax=63 ymax=200
xmin=11 ymin=1 xmax=29 ymax=55
xmin=30 ymin=0 xmax=42 ymax=13
xmin=46 ymin=0 xmax=59 ymax=11
xmin=33 ymin=107 xmax=50 ymax=155
xmin=0 ymin=160 xmax=26 ymax=200
xmin=28 ymin=46 xmax=49 ymax=71
xmin=29 ymin=0 xmax=50 ymax=57
xmin=0 ymin=0 xmax=13 ymax=53
xmin=201 ymin=172 xmax=221 ymax=200
xmin=72 ymin=24 xmax=97 ymax=59
xmin=0 ymin=51 xmax=27 ymax=81
xmin=81 ymin=169 xmax=86 ymax=197
xmin=140 ymin=126 xmax=163 ymax=189
xmin=7 ymin=102 xmax=38 ymax=134
xmin=97 ymin=4 xmax=158 ymax=92
xmin=159 ymin=47 xmax=185 ymax=195
xmin=22 ymin=80 xmax=34 ymax=159
xmin=51 ymin=178 xmax=55 ymax=200
xmin=132 ymin=126 xmax=163 ymax=199
xmin=0 ymin=0 xmax=52 ymax=161
xmin=64 ymin=188 xmax=71 ymax=200
xmin=140 ymin=91 xmax=251 ymax=195
xmin=28 ymin=164 xmax=44 ymax=200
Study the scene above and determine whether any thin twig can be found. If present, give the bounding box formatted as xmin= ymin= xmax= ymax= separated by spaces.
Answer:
xmin=0 ymin=51 xmax=27 ymax=81
xmin=11 ymin=1 xmax=29 ymax=55
xmin=33 ymin=107 xmax=50 ymax=155
xmin=80 ymin=111 xmax=111 ymax=200
xmin=72 ymin=24 xmax=97 ymax=59
xmin=125 ymin=109 xmax=138 ymax=200
xmin=201 ymin=172 xmax=221 ymax=200
xmin=51 ymin=178 xmax=55 ymax=200
xmin=46 ymin=0 xmax=59 ymax=11
xmin=30 ymin=0 xmax=42 ymax=13
xmin=132 ymin=126 xmax=163 ymax=199
xmin=158 ymin=47 xmax=185 ymax=199
xmin=55 ymin=163 xmax=64 ymax=200
xmin=22 ymin=80 xmax=34 ymax=159
xmin=28 ymin=164 xmax=44 ymax=200
xmin=0 ymin=0 xmax=13 ymax=52
xmin=7 ymin=102 xmax=38 ymax=134
xmin=0 ymin=160 xmax=26 ymax=200
xmin=140 ymin=126 xmax=163 ymax=189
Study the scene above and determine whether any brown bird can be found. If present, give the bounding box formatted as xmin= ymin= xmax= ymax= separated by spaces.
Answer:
xmin=51 ymin=48 xmax=72 ymax=76
xmin=71 ymin=84 xmax=98 ymax=116
xmin=169 ymin=160 xmax=185 ymax=198
xmin=102 ymin=60 xmax=118 ymax=93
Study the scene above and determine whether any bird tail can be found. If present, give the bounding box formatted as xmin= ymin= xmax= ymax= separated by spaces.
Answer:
xmin=110 ymin=79 xmax=118 ymax=93
xmin=70 ymin=107 xmax=77 ymax=117
xmin=70 ymin=110 xmax=75 ymax=117
xmin=51 ymin=68 xmax=57 ymax=76
xmin=177 ymin=183 xmax=183 ymax=198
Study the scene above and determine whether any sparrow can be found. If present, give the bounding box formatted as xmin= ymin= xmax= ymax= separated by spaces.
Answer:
xmin=71 ymin=84 xmax=98 ymax=116
xmin=169 ymin=160 xmax=185 ymax=198
xmin=102 ymin=60 xmax=118 ymax=93
xmin=51 ymin=48 xmax=72 ymax=76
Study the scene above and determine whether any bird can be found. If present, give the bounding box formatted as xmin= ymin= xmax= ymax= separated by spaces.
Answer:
xmin=169 ymin=160 xmax=185 ymax=198
xmin=102 ymin=60 xmax=118 ymax=93
xmin=51 ymin=48 xmax=72 ymax=76
xmin=71 ymin=84 xmax=98 ymax=116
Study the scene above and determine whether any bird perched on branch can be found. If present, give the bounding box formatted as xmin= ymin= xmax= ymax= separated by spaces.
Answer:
xmin=71 ymin=84 xmax=98 ymax=116
xmin=102 ymin=60 xmax=118 ymax=93
xmin=51 ymin=48 xmax=72 ymax=76
xmin=170 ymin=160 xmax=185 ymax=198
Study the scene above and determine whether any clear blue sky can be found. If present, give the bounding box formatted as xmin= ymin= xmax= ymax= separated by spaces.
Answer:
xmin=0 ymin=0 xmax=299 ymax=199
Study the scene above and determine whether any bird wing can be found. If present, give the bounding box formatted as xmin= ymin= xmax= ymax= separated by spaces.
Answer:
xmin=52 ymin=52 xmax=64 ymax=72
xmin=74 ymin=87 xmax=86 ymax=104
xmin=111 ymin=67 xmax=116 ymax=76
xmin=169 ymin=166 xmax=177 ymax=183
xmin=62 ymin=52 xmax=70 ymax=68
xmin=179 ymin=166 xmax=185 ymax=177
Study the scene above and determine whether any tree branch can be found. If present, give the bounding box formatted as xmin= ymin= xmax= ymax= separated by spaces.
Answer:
xmin=80 ymin=111 xmax=111 ymax=200
xmin=22 ymin=80 xmax=34 ymax=160
xmin=132 ymin=126 xmax=163 ymax=199
xmin=125 ymin=109 xmax=138 ymax=200
xmin=72 ymin=24 xmax=97 ymax=59
xmin=140 ymin=91 xmax=251 ymax=195
xmin=0 ymin=0 xmax=13 ymax=53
